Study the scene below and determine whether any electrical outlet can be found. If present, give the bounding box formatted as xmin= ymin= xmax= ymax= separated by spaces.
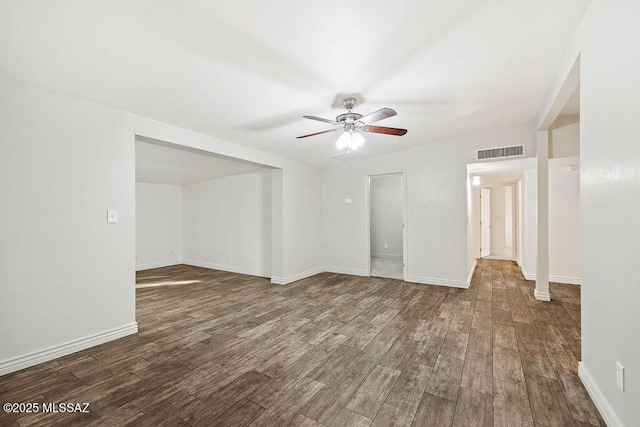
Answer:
xmin=616 ymin=361 xmax=625 ymax=392
xmin=384 ymin=243 xmax=388 ymax=249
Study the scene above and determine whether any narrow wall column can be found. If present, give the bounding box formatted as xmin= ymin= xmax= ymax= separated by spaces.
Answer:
xmin=270 ymin=169 xmax=284 ymax=283
xmin=535 ymin=131 xmax=551 ymax=301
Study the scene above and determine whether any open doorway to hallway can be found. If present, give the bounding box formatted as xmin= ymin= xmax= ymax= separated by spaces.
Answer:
xmin=480 ymin=184 xmax=516 ymax=261
xmin=368 ymin=173 xmax=405 ymax=280
xmin=468 ymin=158 xmax=533 ymax=268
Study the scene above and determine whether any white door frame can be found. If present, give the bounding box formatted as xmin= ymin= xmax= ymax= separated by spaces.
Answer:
xmin=365 ymin=171 xmax=407 ymax=280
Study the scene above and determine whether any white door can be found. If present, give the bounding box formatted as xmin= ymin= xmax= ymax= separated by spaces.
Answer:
xmin=481 ymin=188 xmax=491 ymax=257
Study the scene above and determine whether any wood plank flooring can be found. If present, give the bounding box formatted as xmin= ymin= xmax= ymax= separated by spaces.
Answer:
xmin=0 ymin=259 xmax=605 ymax=426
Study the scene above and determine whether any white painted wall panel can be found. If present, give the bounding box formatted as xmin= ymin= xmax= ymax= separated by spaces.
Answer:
xmin=551 ymin=121 xmax=580 ymax=158
xmin=520 ymin=169 xmax=538 ymax=279
xmin=0 ymin=80 xmax=137 ymax=363
xmin=519 ymin=164 xmax=580 ymax=283
xmin=183 ymin=170 xmax=272 ymax=277
xmin=135 ymin=183 xmax=183 ymax=270
xmin=505 ymin=185 xmax=513 ymax=248
xmin=574 ymin=2 xmax=640 ymax=424
xmin=489 ymin=187 xmax=506 ymax=257
xmin=548 ymin=165 xmax=580 ymax=282
xmin=281 ymin=164 xmax=323 ymax=281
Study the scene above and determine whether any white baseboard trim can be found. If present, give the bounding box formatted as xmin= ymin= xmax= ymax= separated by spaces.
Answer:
xmin=324 ymin=266 xmax=369 ymax=276
xmin=142 ymin=262 xmax=477 ymax=290
xmin=489 ymin=251 xmax=508 ymax=256
xmin=520 ymin=269 xmax=581 ymax=285
xmin=549 ymin=275 xmax=581 ymax=285
xmin=534 ymin=289 xmax=551 ymax=302
xmin=183 ymin=259 xmax=271 ymax=279
xmin=371 ymin=253 xmax=403 ymax=260
xmin=578 ymin=362 xmax=623 ymax=427
xmin=405 ymin=275 xmax=470 ymax=289
xmin=521 ymin=267 xmax=536 ymax=281
xmin=0 ymin=323 xmax=138 ymax=376
xmin=482 ymin=254 xmax=513 ymax=261
xmin=271 ymin=267 xmax=324 ymax=285
xmin=467 ymin=260 xmax=477 ymax=286
xmin=136 ymin=260 xmax=182 ymax=271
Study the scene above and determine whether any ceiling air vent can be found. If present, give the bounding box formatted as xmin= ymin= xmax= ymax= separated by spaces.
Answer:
xmin=476 ymin=145 xmax=524 ymax=160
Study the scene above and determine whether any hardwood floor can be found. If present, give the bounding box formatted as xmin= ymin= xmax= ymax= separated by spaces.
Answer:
xmin=0 ymin=260 xmax=605 ymax=426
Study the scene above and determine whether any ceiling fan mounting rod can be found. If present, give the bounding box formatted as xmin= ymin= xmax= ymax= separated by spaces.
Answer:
xmin=337 ymin=98 xmax=362 ymax=123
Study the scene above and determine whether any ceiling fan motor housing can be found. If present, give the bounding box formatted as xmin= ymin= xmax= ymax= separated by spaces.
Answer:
xmin=336 ymin=112 xmax=363 ymax=123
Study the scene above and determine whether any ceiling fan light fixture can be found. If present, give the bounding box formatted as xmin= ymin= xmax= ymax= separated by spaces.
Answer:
xmin=336 ymin=130 xmax=364 ymax=150
xmin=297 ymin=98 xmax=407 ymax=149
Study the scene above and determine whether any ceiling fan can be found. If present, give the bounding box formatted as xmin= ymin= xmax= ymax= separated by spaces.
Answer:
xmin=297 ymin=97 xmax=407 ymax=150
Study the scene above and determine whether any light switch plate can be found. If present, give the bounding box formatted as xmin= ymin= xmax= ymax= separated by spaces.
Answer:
xmin=344 ymin=198 xmax=352 ymax=204
xmin=107 ymin=210 xmax=118 ymax=224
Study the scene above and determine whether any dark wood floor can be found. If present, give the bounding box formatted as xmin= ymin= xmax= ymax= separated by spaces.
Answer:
xmin=0 ymin=259 xmax=604 ymax=426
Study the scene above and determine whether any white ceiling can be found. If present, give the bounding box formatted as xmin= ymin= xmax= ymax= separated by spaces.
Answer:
xmin=0 ymin=1 xmax=589 ymax=167
xmin=136 ymin=137 xmax=267 ymax=186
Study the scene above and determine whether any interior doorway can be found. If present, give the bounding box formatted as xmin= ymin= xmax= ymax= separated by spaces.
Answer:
xmin=479 ymin=185 xmax=517 ymax=260
xmin=368 ymin=173 xmax=405 ymax=280
xmin=134 ymin=136 xmax=276 ymax=281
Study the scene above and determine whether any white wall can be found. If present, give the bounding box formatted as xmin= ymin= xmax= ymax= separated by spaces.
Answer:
xmin=519 ymin=169 xmax=538 ymax=278
xmin=183 ymin=170 xmax=272 ymax=277
xmin=505 ymin=185 xmax=513 ymax=249
xmin=467 ymin=178 xmax=481 ymax=263
xmin=135 ymin=183 xmax=183 ymax=270
xmin=566 ymin=1 xmax=640 ymax=424
xmin=516 ymin=179 xmax=523 ymax=266
xmin=0 ymin=78 xmax=323 ymax=375
xmin=512 ymin=183 xmax=520 ymax=262
xmin=323 ymin=124 xmax=536 ymax=287
xmin=370 ymin=174 xmax=403 ymax=257
xmin=0 ymin=80 xmax=137 ymax=372
xmin=551 ymin=120 xmax=580 ymax=158
xmin=489 ymin=186 xmax=507 ymax=257
xmin=548 ymin=165 xmax=580 ymax=283
xmin=518 ymin=163 xmax=581 ymax=284
xmin=279 ymin=164 xmax=324 ymax=283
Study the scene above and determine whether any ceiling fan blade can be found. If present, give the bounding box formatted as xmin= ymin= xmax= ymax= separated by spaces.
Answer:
xmin=296 ymin=129 xmax=339 ymax=139
xmin=362 ymin=125 xmax=407 ymax=136
xmin=302 ymin=115 xmax=340 ymax=125
xmin=358 ymin=108 xmax=397 ymax=125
